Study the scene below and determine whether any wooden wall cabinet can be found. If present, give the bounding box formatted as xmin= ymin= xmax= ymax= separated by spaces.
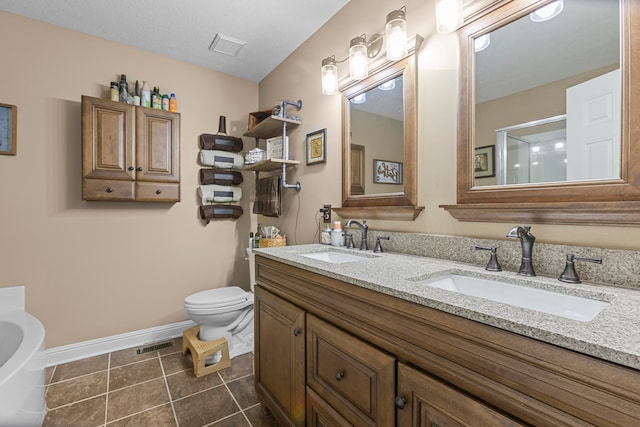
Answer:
xmin=254 ymin=255 xmax=640 ymax=427
xmin=81 ymin=95 xmax=180 ymax=202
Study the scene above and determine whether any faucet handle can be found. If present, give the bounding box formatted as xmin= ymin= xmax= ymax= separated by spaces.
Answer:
xmin=558 ymin=254 xmax=602 ymax=284
xmin=374 ymin=236 xmax=390 ymax=253
xmin=475 ymin=246 xmax=502 ymax=272
xmin=346 ymin=233 xmax=355 ymax=249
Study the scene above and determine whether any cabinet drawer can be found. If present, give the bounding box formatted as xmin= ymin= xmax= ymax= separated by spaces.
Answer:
xmin=135 ymin=182 xmax=180 ymax=202
xmin=83 ymin=179 xmax=134 ymax=201
xmin=306 ymin=314 xmax=395 ymax=426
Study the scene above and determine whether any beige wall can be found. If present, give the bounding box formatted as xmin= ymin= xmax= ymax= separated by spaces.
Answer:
xmin=259 ymin=0 xmax=640 ymax=249
xmin=0 ymin=12 xmax=257 ymax=347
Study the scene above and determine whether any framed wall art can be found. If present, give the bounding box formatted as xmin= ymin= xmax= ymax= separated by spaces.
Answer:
xmin=374 ymin=159 xmax=403 ymax=185
xmin=0 ymin=103 xmax=17 ymax=156
xmin=306 ymin=128 xmax=326 ymax=165
xmin=474 ymin=145 xmax=495 ymax=178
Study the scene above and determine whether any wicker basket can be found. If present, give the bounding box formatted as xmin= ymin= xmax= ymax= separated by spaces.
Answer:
xmin=259 ymin=238 xmax=286 ymax=248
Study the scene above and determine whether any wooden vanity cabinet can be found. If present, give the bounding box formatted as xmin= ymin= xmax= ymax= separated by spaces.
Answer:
xmin=254 ymin=255 xmax=640 ymax=427
xmin=81 ymin=95 xmax=180 ymax=202
xmin=254 ymin=286 xmax=306 ymax=427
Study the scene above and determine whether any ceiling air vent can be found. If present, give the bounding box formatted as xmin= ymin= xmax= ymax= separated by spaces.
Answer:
xmin=209 ymin=34 xmax=246 ymax=57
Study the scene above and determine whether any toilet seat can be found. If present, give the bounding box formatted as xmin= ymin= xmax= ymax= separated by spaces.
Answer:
xmin=184 ymin=287 xmax=252 ymax=312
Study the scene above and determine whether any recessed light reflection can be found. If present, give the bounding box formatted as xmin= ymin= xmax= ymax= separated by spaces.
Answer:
xmin=530 ymin=0 xmax=564 ymax=22
xmin=350 ymin=93 xmax=367 ymax=104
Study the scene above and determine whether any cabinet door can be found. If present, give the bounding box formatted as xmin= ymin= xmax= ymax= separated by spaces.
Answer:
xmin=397 ymin=363 xmax=525 ymax=427
xmin=254 ymin=286 xmax=306 ymax=427
xmin=307 ymin=314 xmax=395 ymax=426
xmin=136 ymin=108 xmax=179 ymax=183
xmin=306 ymin=386 xmax=351 ymax=427
xmin=82 ymin=96 xmax=135 ymax=181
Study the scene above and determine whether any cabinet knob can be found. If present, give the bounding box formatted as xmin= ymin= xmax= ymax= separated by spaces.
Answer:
xmin=137 ymin=167 xmax=143 ymax=171
xmin=293 ymin=328 xmax=301 ymax=336
xmin=335 ymin=371 xmax=344 ymax=381
xmin=106 ymin=187 xmax=113 ymax=193
xmin=128 ymin=166 xmax=134 ymax=171
xmin=155 ymin=190 xmax=162 ymax=194
xmin=395 ymin=396 xmax=407 ymax=409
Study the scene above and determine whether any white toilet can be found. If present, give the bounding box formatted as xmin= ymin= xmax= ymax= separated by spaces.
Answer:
xmin=184 ymin=248 xmax=256 ymax=359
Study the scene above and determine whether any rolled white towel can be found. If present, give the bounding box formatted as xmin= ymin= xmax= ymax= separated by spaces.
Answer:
xmin=199 ymin=184 xmax=242 ymax=204
xmin=199 ymin=150 xmax=244 ymax=169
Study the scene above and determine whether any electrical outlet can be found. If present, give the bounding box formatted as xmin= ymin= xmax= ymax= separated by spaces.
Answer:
xmin=321 ymin=204 xmax=332 ymax=223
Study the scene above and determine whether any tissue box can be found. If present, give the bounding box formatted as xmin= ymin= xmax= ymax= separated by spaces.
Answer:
xmin=266 ymin=136 xmax=287 ymax=160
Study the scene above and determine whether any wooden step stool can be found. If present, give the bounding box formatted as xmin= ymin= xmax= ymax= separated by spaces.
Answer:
xmin=182 ymin=326 xmax=231 ymax=377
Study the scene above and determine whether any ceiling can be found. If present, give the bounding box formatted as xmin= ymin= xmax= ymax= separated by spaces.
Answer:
xmin=0 ymin=0 xmax=350 ymax=82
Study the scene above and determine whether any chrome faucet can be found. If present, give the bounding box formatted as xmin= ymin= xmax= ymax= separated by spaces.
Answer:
xmin=345 ymin=219 xmax=368 ymax=250
xmin=506 ymin=225 xmax=536 ymax=276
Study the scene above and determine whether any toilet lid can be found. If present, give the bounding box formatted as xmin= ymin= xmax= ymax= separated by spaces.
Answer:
xmin=185 ymin=286 xmax=250 ymax=307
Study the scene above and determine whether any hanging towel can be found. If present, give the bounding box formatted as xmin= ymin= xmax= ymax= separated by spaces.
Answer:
xmin=199 ymin=134 xmax=244 ymax=152
xmin=199 ymin=168 xmax=243 ymax=186
xmin=199 ymin=185 xmax=242 ymax=204
xmin=253 ymin=176 xmax=281 ymax=217
xmin=199 ymin=150 xmax=244 ymax=169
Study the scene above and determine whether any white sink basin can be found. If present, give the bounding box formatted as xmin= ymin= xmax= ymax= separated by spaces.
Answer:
xmin=415 ymin=274 xmax=609 ymax=322
xmin=300 ymin=251 xmax=371 ymax=264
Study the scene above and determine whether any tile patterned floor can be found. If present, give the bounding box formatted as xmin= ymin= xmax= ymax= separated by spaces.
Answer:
xmin=43 ymin=338 xmax=280 ymax=427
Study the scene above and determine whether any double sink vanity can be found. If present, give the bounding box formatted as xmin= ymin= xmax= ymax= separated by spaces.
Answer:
xmin=253 ymin=243 xmax=640 ymax=426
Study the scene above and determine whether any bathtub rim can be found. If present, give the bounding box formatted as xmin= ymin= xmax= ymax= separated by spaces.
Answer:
xmin=0 ymin=310 xmax=46 ymax=388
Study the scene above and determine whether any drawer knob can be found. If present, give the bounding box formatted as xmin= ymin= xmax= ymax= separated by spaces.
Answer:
xmin=156 ymin=190 xmax=162 ymax=194
xmin=293 ymin=328 xmax=301 ymax=336
xmin=106 ymin=187 xmax=113 ymax=193
xmin=395 ymin=396 xmax=407 ymax=409
xmin=335 ymin=371 xmax=344 ymax=381
xmin=128 ymin=166 xmax=134 ymax=171
xmin=137 ymin=167 xmax=143 ymax=171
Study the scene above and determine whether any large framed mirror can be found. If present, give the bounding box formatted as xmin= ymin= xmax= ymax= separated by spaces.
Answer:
xmin=334 ymin=39 xmax=424 ymax=221
xmin=442 ymin=0 xmax=640 ymax=225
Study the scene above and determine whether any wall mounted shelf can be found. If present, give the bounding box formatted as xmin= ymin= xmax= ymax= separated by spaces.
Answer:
xmin=243 ymin=159 xmax=301 ymax=172
xmin=244 ymin=115 xmax=301 ymax=139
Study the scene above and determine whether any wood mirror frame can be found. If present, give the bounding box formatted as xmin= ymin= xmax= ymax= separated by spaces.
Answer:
xmin=441 ymin=0 xmax=640 ymax=226
xmin=334 ymin=41 xmax=424 ymax=221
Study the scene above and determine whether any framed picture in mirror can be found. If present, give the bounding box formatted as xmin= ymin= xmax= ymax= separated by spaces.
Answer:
xmin=0 ymin=103 xmax=17 ymax=156
xmin=474 ymin=145 xmax=495 ymax=178
xmin=374 ymin=159 xmax=403 ymax=184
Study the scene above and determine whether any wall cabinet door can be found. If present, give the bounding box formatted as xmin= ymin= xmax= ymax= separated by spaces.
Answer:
xmin=254 ymin=286 xmax=306 ymax=427
xmin=135 ymin=108 xmax=179 ymax=182
xmin=82 ymin=96 xmax=135 ymax=182
xmin=396 ymin=363 xmax=525 ymax=427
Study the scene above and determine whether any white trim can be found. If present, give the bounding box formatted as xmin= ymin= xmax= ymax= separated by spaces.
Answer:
xmin=45 ymin=320 xmax=196 ymax=367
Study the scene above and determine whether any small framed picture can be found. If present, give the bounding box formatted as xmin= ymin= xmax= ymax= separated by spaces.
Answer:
xmin=306 ymin=128 xmax=327 ymax=165
xmin=474 ymin=145 xmax=495 ymax=178
xmin=0 ymin=103 xmax=17 ymax=156
xmin=373 ymin=159 xmax=403 ymax=184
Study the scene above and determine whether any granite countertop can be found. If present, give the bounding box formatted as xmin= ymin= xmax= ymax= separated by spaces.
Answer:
xmin=254 ymin=244 xmax=640 ymax=370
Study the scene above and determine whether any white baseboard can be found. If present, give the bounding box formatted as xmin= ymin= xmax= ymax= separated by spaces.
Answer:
xmin=45 ymin=320 xmax=196 ymax=367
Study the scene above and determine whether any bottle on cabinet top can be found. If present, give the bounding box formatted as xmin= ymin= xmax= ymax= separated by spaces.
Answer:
xmin=141 ymin=81 xmax=151 ymax=107
xmin=169 ymin=93 xmax=177 ymax=112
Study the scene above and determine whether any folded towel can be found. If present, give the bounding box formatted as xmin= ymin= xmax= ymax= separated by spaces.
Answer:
xmin=199 ymin=168 xmax=244 ymax=186
xmin=199 ymin=185 xmax=242 ymax=204
xmin=253 ymin=176 xmax=281 ymax=217
xmin=199 ymin=150 xmax=244 ymax=169
xmin=199 ymin=134 xmax=244 ymax=152
xmin=200 ymin=204 xmax=243 ymax=223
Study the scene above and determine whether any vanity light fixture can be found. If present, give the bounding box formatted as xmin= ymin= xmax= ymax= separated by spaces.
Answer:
xmin=349 ymin=35 xmax=369 ymax=79
xmin=350 ymin=93 xmax=367 ymax=104
xmin=378 ymin=79 xmax=396 ymax=91
xmin=474 ymin=33 xmax=491 ymax=52
xmin=530 ymin=0 xmax=564 ymax=22
xmin=320 ymin=6 xmax=409 ymax=95
xmin=321 ymin=56 xmax=339 ymax=95
xmin=435 ymin=0 xmax=463 ymax=34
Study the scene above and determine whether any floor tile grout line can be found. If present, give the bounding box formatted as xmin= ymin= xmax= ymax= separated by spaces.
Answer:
xmin=45 ymin=392 xmax=108 ymax=412
xmin=102 ymin=402 xmax=173 ymax=426
xmin=220 ymin=377 xmax=251 ymax=426
xmin=159 ymin=351 xmax=180 ymax=427
xmin=48 ymin=366 xmax=109 ymax=386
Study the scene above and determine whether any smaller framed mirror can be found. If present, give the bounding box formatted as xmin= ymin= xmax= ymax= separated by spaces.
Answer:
xmin=334 ymin=41 xmax=424 ymax=221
